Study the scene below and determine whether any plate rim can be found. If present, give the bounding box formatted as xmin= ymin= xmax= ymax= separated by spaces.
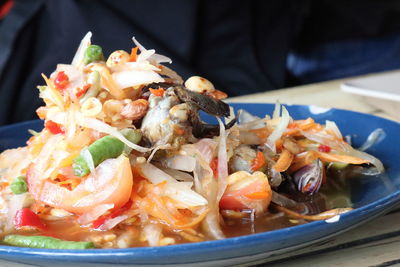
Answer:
xmin=0 ymin=103 xmax=399 ymax=264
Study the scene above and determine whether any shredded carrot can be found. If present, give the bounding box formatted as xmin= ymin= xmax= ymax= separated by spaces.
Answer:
xmin=90 ymin=64 xmax=125 ymax=100
xmin=284 ymin=118 xmax=317 ymax=136
xmin=0 ymin=182 xmax=8 ymax=191
xmin=245 ymin=191 xmax=270 ymax=200
xmin=174 ymin=125 xmax=185 ymax=136
xmin=249 ymin=128 xmax=270 ymax=141
xmin=289 ymin=150 xmax=370 ymax=173
xmin=251 ymin=151 xmax=266 ymax=171
xmin=35 ymin=107 xmax=47 ymax=120
xmin=289 ymin=151 xmax=318 ymax=172
xmin=76 ymin=84 xmax=91 ymax=98
xmin=57 ymin=178 xmax=81 ymax=190
xmin=30 ymin=202 xmax=48 ymax=214
xmin=316 ymin=151 xmax=369 ymax=165
xmin=210 ymin=157 xmax=218 ymax=178
xmin=149 ymin=88 xmax=165 ymax=97
xmin=275 ymin=138 xmax=284 ymax=152
xmin=273 ymin=204 xmax=352 ymax=221
xmin=273 ymin=149 xmax=294 ymax=172
xmin=129 ymin=47 xmax=139 ymax=62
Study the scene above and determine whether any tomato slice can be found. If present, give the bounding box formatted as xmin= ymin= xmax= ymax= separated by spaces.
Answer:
xmin=219 ymin=171 xmax=272 ymax=214
xmin=27 ymin=155 xmax=133 ymax=214
xmin=14 ymin=208 xmax=47 ymax=230
xmin=45 ymin=120 xmax=64 ymax=135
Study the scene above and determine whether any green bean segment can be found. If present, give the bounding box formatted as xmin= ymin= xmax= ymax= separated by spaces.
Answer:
xmin=10 ymin=176 xmax=28 ymax=195
xmin=83 ymin=45 xmax=103 ymax=65
xmin=73 ymin=135 xmax=125 ymax=177
xmin=120 ymin=129 xmax=142 ymax=154
xmin=3 ymin=235 xmax=94 ymax=249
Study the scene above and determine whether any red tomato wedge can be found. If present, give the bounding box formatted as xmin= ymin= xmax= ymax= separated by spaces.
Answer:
xmin=220 ymin=171 xmax=272 ymax=214
xmin=27 ymin=155 xmax=133 ymax=214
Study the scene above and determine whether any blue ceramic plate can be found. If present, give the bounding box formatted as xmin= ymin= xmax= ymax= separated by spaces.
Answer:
xmin=0 ymin=103 xmax=399 ymax=267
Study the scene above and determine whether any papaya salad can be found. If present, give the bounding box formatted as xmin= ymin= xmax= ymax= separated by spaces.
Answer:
xmin=0 ymin=33 xmax=384 ymax=249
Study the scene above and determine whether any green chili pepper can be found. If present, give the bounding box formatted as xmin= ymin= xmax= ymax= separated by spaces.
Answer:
xmin=10 ymin=176 xmax=28 ymax=195
xmin=83 ymin=45 xmax=103 ymax=65
xmin=73 ymin=136 xmax=125 ymax=177
xmin=3 ymin=235 xmax=95 ymax=249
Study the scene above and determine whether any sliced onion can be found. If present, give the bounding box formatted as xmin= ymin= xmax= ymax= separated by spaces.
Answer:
xmin=132 ymin=37 xmax=172 ymax=64
xmin=162 ymin=155 xmax=196 ymax=172
xmin=138 ymin=163 xmax=208 ymax=207
xmin=202 ymin=208 xmax=225 ymax=240
xmin=5 ymin=193 xmax=31 ymax=231
xmin=71 ymin=31 xmax=92 ymax=66
xmin=180 ymin=142 xmax=224 ymax=239
xmin=98 ymin=215 xmax=128 ymax=231
xmin=238 ymin=109 xmax=261 ymax=124
xmin=301 ymin=130 xmax=348 ymax=152
xmin=325 ymin=120 xmax=343 ymax=139
xmin=348 ymin=148 xmax=384 ymax=173
xmin=272 ymin=101 xmax=281 ymax=120
xmin=137 ymin=49 xmax=156 ymax=62
xmin=81 ymin=148 xmax=95 ymax=173
xmin=159 ymin=168 xmax=193 ymax=181
xmin=266 ymin=106 xmax=291 ymax=152
xmin=164 ymin=182 xmax=208 ymax=207
xmin=34 ymin=135 xmax=64 ymax=179
xmin=110 ymin=61 xmax=160 ymax=73
xmin=216 ymin=117 xmax=228 ymax=202
xmin=77 ymin=204 xmax=114 ymax=225
xmin=358 ymin=128 xmax=386 ymax=152
xmin=143 ymin=223 xmax=162 ymax=246
xmin=138 ymin=162 xmax=177 ymax=184
xmin=237 ymin=130 xmax=262 ymax=145
xmin=77 ymin=116 xmax=150 ymax=153
xmin=112 ymin=70 xmax=164 ymax=89
xmin=65 ymin=103 xmax=78 ymax=142
xmin=46 ymin=110 xmax=67 ymax=125
xmin=193 ymin=138 xmax=217 ymax=164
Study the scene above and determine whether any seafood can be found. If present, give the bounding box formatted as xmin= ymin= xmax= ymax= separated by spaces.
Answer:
xmin=0 ymin=33 xmax=384 ymax=249
xmin=140 ymin=83 xmax=235 ymax=146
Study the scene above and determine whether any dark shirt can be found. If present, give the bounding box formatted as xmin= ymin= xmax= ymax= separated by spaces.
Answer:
xmin=1 ymin=0 xmax=400 ymax=125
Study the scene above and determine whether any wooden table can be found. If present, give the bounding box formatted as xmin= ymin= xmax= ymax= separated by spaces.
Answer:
xmin=228 ymin=71 xmax=400 ymax=267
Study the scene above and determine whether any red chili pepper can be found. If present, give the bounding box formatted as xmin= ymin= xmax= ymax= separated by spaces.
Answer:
xmin=54 ymin=71 xmax=69 ymax=90
xmin=45 ymin=120 xmax=64 ymax=135
xmin=318 ymin=144 xmax=331 ymax=153
xmin=149 ymin=88 xmax=165 ymax=97
xmin=251 ymin=151 xmax=266 ymax=171
xmin=14 ymin=208 xmax=47 ymax=230
xmin=76 ymin=84 xmax=91 ymax=98
xmin=92 ymin=199 xmax=132 ymax=229
xmin=210 ymin=157 xmax=218 ymax=178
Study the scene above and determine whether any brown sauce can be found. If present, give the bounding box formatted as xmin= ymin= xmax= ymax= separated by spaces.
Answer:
xmin=8 ymin=167 xmax=355 ymax=248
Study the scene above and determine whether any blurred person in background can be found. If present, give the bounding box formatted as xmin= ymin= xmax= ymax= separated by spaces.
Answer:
xmin=1 ymin=0 xmax=400 ymax=125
